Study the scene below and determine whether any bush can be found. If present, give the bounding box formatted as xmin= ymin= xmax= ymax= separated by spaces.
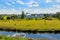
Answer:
xmin=28 ymin=38 xmax=33 ymax=40
xmin=7 ymin=17 xmax=11 ymax=20
xmin=27 ymin=18 xmax=33 ymax=20
xmin=42 ymin=17 xmax=52 ymax=20
xmin=35 ymin=18 xmax=37 ymax=20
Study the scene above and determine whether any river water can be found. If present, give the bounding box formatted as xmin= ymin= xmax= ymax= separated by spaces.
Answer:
xmin=0 ymin=31 xmax=60 ymax=40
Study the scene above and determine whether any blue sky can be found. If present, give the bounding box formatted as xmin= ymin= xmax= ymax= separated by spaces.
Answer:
xmin=0 ymin=0 xmax=60 ymax=14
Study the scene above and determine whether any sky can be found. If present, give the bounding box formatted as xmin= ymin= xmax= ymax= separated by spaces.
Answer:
xmin=0 ymin=0 xmax=60 ymax=14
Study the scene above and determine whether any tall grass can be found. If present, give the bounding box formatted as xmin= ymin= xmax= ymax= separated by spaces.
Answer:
xmin=0 ymin=19 xmax=60 ymax=31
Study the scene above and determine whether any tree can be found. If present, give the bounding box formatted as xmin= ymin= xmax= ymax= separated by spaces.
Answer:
xmin=0 ymin=15 xmax=3 ymax=20
xmin=10 ymin=14 xmax=18 ymax=20
xmin=21 ymin=11 xmax=25 ymax=19
xmin=43 ymin=14 xmax=49 ymax=20
xmin=43 ymin=14 xmax=52 ymax=20
xmin=55 ymin=12 xmax=60 ymax=19
xmin=7 ymin=17 xmax=11 ymax=20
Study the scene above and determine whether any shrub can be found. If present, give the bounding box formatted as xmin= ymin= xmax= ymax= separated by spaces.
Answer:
xmin=35 ymin=18 xmax=37 ymax=20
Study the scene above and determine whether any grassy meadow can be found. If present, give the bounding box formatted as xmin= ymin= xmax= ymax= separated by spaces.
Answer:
xmin=0 ymin=19 xmax=60 ymax=31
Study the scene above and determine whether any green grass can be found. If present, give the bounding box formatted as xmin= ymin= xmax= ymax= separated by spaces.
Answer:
xmin=0 ymin=35 xmax=53 ymax=40
xmin=0 ymin=19 xmax=60 ymax=31
xmin=0 ymin=35 xmax=28 ymax=40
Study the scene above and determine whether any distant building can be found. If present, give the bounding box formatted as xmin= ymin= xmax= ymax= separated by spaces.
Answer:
xmin=26 ymin=14 xmax=44 ymax=18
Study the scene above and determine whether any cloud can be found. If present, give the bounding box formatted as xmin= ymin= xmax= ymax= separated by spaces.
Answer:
xmin=5 ymin=2 xmax=14 ymax=8
xmin=4 ymin=0 xmax=39 ymax=8
xmin=16 ymin=0 xmax=39 ymax=7
xmin=45 ymin=0 xmax=52 ymax=3
xmin=16 ymin=0 xmax=25 ymax=5
xmin=11 ymin=1 xmax=15 ymax=4
xmin=1 ymin=0 xmax=60 ymax=14
xmin=23 ymin=7 xmax=60 ymax=14
xmin=0 ymin=9 xmax=20 ymax=14
xmin=53 ymin=4 xmax=60 ymax=8
xmin=0 ymin=7 xmax=60 ymax=14
xmin=26 ymin=1 xmax=39 ymax=7
xmin=6 ymin=2 xmax=12 ymax=6
xmin=57 ymin=0 xmax=60 ymax=2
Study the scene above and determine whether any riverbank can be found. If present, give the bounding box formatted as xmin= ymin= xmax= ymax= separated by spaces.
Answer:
xmin=0 ymin=35 xmax=28 ymax=40
xmin=0 ymin=19 xmax=60 ymax=33
xmin=0 ymin=35 xmax=57 ymax=40
xmin=0 ymin=28 xmax=60 ymax=33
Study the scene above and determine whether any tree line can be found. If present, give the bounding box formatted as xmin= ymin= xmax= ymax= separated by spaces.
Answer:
xmin=0 ymin=11 xmax=60 ymax=20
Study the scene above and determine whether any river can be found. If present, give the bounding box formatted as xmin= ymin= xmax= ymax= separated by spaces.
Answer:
xmin=0 ymin=31 xmax=60 ymax=40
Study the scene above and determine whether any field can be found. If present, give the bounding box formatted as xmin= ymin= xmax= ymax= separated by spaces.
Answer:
xmin=0 ymin=19 xmax=60 ymax=31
